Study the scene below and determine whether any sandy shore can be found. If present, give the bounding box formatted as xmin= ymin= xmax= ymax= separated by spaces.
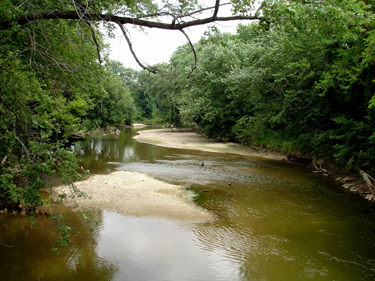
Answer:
xmin=133 ymin=128 xmax=286 ymax=161
xmin=55 ymin=171 xmax=214 ymax=223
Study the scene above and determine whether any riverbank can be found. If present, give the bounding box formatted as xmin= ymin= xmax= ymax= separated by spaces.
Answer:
xmin=133 ymin=128 xmax=375 ymax=203
xmin=133 ymin=128 xmax=286 ymax=161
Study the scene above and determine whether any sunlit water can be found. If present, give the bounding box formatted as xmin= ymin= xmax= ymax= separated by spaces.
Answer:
xmin=1 ymin=128 xmax=375 ymax=280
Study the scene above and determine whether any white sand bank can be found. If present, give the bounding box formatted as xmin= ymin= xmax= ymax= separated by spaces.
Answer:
xmin=133 ymin=128 xmax=286 ymax=161
xmin=55 ymin=171 xmax=214 ymax=223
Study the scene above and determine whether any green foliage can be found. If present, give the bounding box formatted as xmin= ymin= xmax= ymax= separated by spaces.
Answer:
xmin=329 ymin=116 xmax=375 ymax=168
xmin=121 ymin=65 xmax=182 ymax=126
xmin=0 ymin=0 xmax=136 ymax=253
xmin=83 ymin=66 xmax=135 ymax=129
xmin=143 ymin=0 xmax=375 ymax=172
xmin=0 ymin=173 xmax=21 ymax=204
xmin=1 ymin=0 xmax=375 ymax=252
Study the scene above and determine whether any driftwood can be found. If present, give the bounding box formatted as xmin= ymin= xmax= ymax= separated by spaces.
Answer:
xmin=359 ymin=169 xmax=375 ymax=193
xmin=312 ymin=161 xmax=328 ymax=173
xmin=1 ymin=155 xmax=7 ymax=166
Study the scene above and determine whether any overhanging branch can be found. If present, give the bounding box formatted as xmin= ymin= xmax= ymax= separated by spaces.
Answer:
xmin=180 ymin=29 xmax=197 ymax=78
xmin=86 ymin=21 xmax=102 ymax=64
xmin=116 ymin=21 xmax=159 ymax=74
xmin=212 ymin=0 xmax=221 ymax=20
xmin=0 ymin=3 xmax=264 ymax=74
xmin=0 ymin=10 xmax=261 ymax=31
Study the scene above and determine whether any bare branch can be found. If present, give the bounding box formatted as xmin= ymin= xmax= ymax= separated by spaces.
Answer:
xmin=180 ymin=29 xmax=197 ymax=78
xmin=5 ymin=108 xmax=31 ymax=161
xmin=1 ymin=156 xmax=7 ymax=166
xmin=137 ymin=11 xmax=177 ymax=20
xmin=0 ymin=236 xmax=14 ymax=248
xmin=116 ymin=21 xmax=158 ymax=74
xmin=359 ymin=169 xmax=375 ymax=192
xmin=212 ymin=0 xmax=221 ymax=20
xmin=0 ymin=49 xmax=32 ymax=68
xmin=182 ymin=2 xmax=232 ymax=19
xmin=15 ymin=0 xmax=30 ymax=10
xmin=22 ymin=26 xmax=35 ymax=68
xmin=139 ymin=2 xmax=232 ymax=22
xmin=86 ymin=21 xmax=102 ymax=64
xmin=302 ymin=1 xmax=324 ymax=3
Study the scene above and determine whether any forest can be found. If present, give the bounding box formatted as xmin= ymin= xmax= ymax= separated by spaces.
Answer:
xmin=126 ymin=2 xmax=375 ymax=175
xmin=1 ymin=0 xmax=375 ymax=212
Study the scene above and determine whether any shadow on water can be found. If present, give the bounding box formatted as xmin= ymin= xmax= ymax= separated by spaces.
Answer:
xmin=0 ymin=205 xmax=119 ymax=280
xmin=1 ymin=127 xmax=375 ymax=280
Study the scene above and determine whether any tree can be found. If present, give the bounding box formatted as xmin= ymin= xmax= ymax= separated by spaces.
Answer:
xmin=0 ymin=0 xmax=261 ymax=252
xmin=76 ymin=61 xmax=136 ymax=129
xmin=0 ymin=0 xmax=263 ymax=205
xmin=0 ymin=0 xmax=262 ymax=30
xmin=0 ymin=18 xmax=100 ymax=207
xmin=163 ymin=0 xmax=375 ymax=171
xmin=0 ymin=0 xmax=267 ymax=74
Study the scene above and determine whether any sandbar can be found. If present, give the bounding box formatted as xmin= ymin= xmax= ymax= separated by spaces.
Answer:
xmin=55 ymin=171 xmax=214 ymax=223
xmin=133 ymin=128 xmax=286 ymax=161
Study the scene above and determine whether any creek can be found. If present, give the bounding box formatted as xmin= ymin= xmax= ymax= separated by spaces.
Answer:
xmin=1 ymin=127 xmax=375 ymax=280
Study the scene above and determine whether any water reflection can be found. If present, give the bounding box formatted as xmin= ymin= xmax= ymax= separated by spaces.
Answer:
xmin=71 ymin=128 xmax=375 ymax=280
xmin=0 ymin=207 xmax=119 ymax=281
xmin=72 ymin=129 xmax=178 ymax=174
xmin=95 ymin=210 xmax=241 ymax=281
xmin=2 ymin=128 xmax=375 ymax=280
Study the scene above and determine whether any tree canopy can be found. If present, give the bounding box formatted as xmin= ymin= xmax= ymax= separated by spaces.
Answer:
xmin=0 ymin=0 xmax=262 ymax=30
xmin=125 ymin=0 xmax=375 ymax=173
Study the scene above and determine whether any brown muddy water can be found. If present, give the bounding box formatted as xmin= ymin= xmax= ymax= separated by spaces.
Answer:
xmin=1 ymin=128 xmax=375 ymax=280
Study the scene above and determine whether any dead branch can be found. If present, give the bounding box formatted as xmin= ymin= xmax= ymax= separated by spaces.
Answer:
xmin=0 ymin=237 xmax=15 ymax=248
xmin=116 ymin=21 xmax=159 ymax=74
xmin=180 ymin=29 xmax=197 ymax=78
xmin=180 ymin=2 xmax=232 ymax=19
xmin=359 ymin=169 xmax=375 ymax=192
xmin=1 ymin=156 xmax=7 ymax=166
xmin=4 ymin=108 xmax=31 ymax=161
xmin=86 ymin=21 xmax=102 ymax=64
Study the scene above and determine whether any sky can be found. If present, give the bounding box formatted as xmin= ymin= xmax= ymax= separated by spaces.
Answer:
xmin=105 ymin=2 xmax=245 ymax=69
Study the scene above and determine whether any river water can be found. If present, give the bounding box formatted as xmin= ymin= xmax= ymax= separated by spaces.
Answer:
xmin=1 ymin=128 xmax=375 ymax=280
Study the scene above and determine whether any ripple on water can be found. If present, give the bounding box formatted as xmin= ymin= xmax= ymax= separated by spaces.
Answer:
xmin=94 ymin=210 xmax=243 ymax=281
xmin=67 ymin=131 xmax=375 ymax=280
